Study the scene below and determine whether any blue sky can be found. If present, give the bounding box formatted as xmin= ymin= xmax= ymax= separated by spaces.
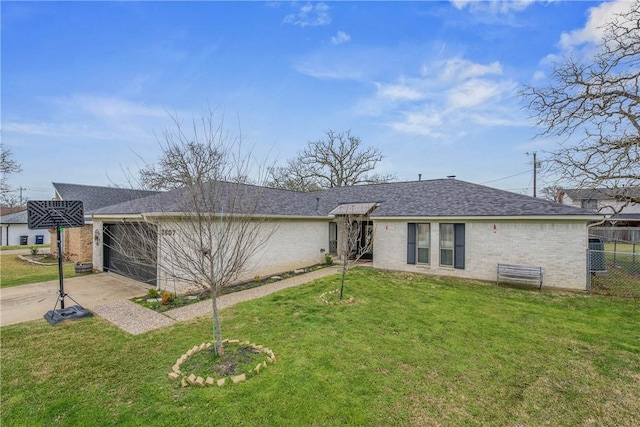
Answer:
xmin=1 ymin=0 xmax=633 ymax=202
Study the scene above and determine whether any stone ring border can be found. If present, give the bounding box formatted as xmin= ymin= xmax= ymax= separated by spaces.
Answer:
xmin=319 ymin=289 xmax=356 ymax=306
xmin=168 ymin=339 xmax=276 ymax=387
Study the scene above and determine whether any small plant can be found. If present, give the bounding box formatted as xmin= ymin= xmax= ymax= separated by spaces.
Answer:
xmin=324 ymin=254 xmax=334 ymax=266
xmin=146 ymin=288 xmax=160 ymax=299
xmin=161 ymin=291 xmax=175 ymax=305
xmin=253 ymin=274 xmax=261 ymax=282
xmin=29 ymin=247 xmax=39 ymax=256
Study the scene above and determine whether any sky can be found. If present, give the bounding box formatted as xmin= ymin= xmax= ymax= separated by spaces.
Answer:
xmin=1 ymin=0 xmax=635 ymax=202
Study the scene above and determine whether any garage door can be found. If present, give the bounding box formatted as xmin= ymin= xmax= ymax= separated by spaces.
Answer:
xmin=103 ymin=223 xmax=157 ymax=286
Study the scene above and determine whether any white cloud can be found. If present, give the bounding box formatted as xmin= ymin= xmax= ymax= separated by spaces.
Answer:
xmin=447 ymin=78 xmax=504 ymax=109
xmin=293 ymin=60 xmax=363 ymax=80
xmin=389 ymin=108 xmax=446 ymax=138
xmin=440 ymin=58 xmax=503 ymax=81
xmin=532 ymin=70 xmax=546 ymax=81
xmin=68 ymin=95 xmax=167 ymax=120
xmin=360 ymin=57 xmax=522 ymax=138
xmin=3 ymin=95 xmax=172 ymax=146
xmin=331 ymin=30 xmax=351 ymax=45
xmin=284 ymin=2 xmax=331 ymax=27
xmin=451 ymin=0 xmax=537 ymax=14
xmin=559 ymin=0 xmax=634 ymax=50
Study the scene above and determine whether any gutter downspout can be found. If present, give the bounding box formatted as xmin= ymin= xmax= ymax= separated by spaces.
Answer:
xmin=6 ymin=224 xmax=10 ymax=246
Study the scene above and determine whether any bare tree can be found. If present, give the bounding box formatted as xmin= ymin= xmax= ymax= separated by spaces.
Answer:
xmin=333 ymin=204 xmax=376 ymax=300
xmin=138 ymin=118 xmax=226 ymax=191
xmin=267 ymin=164 xmax=322 ymax=192
xmin=520 ymin=2 xmax=639 ymax=209
xmin=539 ymin=185 xmax=563 ymax=203
xmin=113 ymin=110 xmax=274 ymax=356
xmin=269 ymin=130 xmax=395 ymax=191
xmin=1 ymin=144 xmax=23 ymax=206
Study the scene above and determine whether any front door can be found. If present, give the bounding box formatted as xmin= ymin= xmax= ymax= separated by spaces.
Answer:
xmin=359 ymin=220 xmax=373 ymax=260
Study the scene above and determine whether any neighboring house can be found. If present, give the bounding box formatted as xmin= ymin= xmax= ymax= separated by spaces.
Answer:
xmin=51 ymin=183 xmax=160 ymax=261
xmin=90 ymin=178 xmax=602 ymax=292
xmin=0 ymin=209 xmax=51 ymax=247
xmin=560 ymin=187 xmax=640 ymax=225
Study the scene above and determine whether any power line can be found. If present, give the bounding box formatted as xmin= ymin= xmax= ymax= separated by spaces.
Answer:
xmin=480 ymin=170 xmax=530 ymax=185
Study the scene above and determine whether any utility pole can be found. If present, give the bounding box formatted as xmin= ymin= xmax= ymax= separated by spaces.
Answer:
xmin=532 ymin=152 xmax=537 ymax=198
xmin=527 ymin=152 xmax=541 ymax=198
xmin=19 ymin=186 xmax=26 ymax=205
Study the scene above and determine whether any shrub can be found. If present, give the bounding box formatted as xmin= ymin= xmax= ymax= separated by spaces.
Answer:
xmin=146 ymin=288 xmax=160 ymax=299
xmin=29 ymin=247 xmax=39 ymax=256
xmin=161 ymin=291 xmax=175 ymax=305
xmin=324 ymin=254 xmax=334 ymax=266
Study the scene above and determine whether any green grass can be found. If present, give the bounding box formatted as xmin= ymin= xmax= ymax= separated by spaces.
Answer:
xmin=0 ymin=253 xmax=79 ymax=287
xmin=2 ymin=268 xmax=639 ymax=426
xmin=0 ymin=244 xmax=49 ymax=251
xmin=604 ymin=242 xmax=638 ymax=254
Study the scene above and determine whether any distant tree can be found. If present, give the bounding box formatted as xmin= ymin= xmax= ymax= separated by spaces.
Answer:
xmin=268 ymin=130 xmax=395 ymax=191
xmin=539 ymin=185 xmax=563 ymax=203
xmin=114 ymin=109 xmax=274 ymax=356
xmin=520 ymin=2 xmax=639 ymax=207
xmin=138 ymin=116 xmax=227 ymax=191
xmin=1 ymin=145 xmax=23 ymax=206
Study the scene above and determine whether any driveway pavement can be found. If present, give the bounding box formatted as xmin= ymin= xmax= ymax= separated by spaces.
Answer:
xmin=0 ymin=273 xmax=150 ymax=326
xmin=1 ymin=265 xmax=342 ymax=333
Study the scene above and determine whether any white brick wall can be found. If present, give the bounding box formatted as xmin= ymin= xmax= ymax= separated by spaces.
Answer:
xmin=373 ymin=219 xmax=589 ymax=290
xmin=94 ymin=216 xmax=590 ymax=293
xmin=155 ymin=218 xmax=328 ymax=293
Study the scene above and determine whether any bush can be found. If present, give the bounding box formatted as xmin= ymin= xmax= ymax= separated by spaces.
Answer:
xmin=29 ymin=247 xmax=39 ymax=256
xmin=146 ymin=288 xmax=160 ymax=299
xmin=324 ymin=254 xmax=334 ymax=266
xmin=161 ymin=291 xmax=175 ymax=305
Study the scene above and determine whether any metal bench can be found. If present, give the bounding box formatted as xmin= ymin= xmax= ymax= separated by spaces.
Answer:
xmin=497 ymin=263 xmax=543 ymax=290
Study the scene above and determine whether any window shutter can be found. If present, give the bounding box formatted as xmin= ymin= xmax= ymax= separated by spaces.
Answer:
xmin=454 ymin=223 xmax=465 ymax=269
xmin=407 ymin=223 xmax=416 ymax=264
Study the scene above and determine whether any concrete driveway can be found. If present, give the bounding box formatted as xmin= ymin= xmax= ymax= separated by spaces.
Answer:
xmin=0 ymin=273 xmax=150 ymax=326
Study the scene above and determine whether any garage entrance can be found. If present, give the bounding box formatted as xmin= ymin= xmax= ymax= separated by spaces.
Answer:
xmin=103 ymin=223 xmax=158 ymax=286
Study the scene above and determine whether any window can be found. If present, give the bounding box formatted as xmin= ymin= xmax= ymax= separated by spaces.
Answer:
xmin=439 ymin=224 xmax=454 ymax=266
xmin=439 ymin=223 xmax=465 ymax=269
xmin=329 ymin=222 xmax=338 ymax=254
xmin=581 ymin=199 xmax=597 ymax=210
xmin=407 ymin=223 xmax=430 ymax=265
xmin=417 ymin=223 xmax=430 ymax=264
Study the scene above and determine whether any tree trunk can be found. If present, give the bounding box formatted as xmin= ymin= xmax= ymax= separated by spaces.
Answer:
xmin=339 ymin=254 xmax=347 ymax=300
xmin=211 ymin=292 xmax=224 ymax=356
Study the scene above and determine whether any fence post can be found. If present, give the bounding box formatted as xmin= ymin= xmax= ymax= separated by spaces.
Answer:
xmin=588 ymin=248 xmax=591 ymax=293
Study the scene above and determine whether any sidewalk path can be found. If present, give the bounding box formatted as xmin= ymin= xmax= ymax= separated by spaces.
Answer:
xmin=92 ymin=266 xmax=342 ymax=335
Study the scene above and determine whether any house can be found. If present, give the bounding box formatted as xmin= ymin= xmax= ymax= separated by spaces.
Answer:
xmin=0 ymin=209 xmax=51 ymax=246
xmin=560 ymin=187 xmax=640 ymax=242
xmin=51 ymin=183 xmax=160 ymax=261
xmin=89 ymin=178 xmax=602 ymax=292
xmin=560 ymin=187 xmax=640 ymax=225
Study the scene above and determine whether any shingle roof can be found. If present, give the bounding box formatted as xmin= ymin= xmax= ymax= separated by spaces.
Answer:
xmin=0 ymin=210 xmax=28 ymax=225
xmin=563 ymin=187 xmax=640 ymax=201
xmin=91 ymin=178 xmax=600 ymax=219
xmin=53 ymin=183 xmax=161 ymax=213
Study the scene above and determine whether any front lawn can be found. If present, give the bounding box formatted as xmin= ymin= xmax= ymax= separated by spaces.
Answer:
xmin=0 ymin=253 xmax=79 ymax=288
xmin=1 ymin=269 xmax=639 ymax=426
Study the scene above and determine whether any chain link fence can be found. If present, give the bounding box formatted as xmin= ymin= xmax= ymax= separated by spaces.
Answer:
xmin=588 ymin=237 xmax=640 ymax=298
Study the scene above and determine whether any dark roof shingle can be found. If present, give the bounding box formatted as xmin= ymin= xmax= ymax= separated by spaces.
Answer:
xmin=53 ymin=183 xmax=161 ymax=213
xmin=91 ymin=179 xmax=599 ymax=219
